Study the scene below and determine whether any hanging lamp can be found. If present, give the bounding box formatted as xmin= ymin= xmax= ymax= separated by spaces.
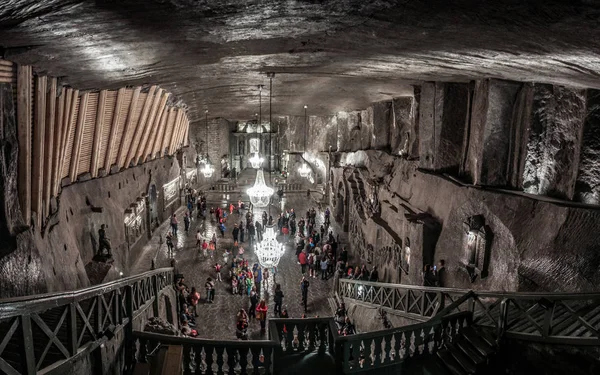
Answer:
xmin=247 ymin=84 xmax=273 ymax=208
xmin=255 ymin=225 xmax=284 ymax=268
xmin=250 ymin=86 xmax=264 ymax=169
xmin=298 ymin=105 xmax=310 ymax=178
xmin=201 ymin=109 xmax=214 ymax=178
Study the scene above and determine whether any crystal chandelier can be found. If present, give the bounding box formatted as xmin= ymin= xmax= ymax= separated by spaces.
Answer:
xmin=201 ymin=109 xmax=214 ymax=178
xmin=298 ymin=104 xmax=311 ymax=179
xmin=249 ymin=152 xmax=264 ymax=169
xmin=247 ymin=169 xmax=273 ymax=208
xmin=255 ymin=226 xmax=284 ymax=268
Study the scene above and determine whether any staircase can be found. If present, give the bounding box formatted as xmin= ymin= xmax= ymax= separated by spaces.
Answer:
xmin=434 ymin=326 xmax=497 ymax=375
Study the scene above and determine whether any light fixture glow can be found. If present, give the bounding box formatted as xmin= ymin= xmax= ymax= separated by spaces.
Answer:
xmin=202 ymin=109 xmax=214 ymax=178
xmin=249 ymin=152 xmax=264 ymax=169
xmin=246 ymin=169 xmax=273 ymax=208
xmin=255 ymin=226 xmax=284 ymax=268
xmin=298 ymin=163 xmax=310 ymax=178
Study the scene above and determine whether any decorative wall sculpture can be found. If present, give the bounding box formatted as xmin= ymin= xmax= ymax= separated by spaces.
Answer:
xmin=124 ymin=198 xmax=146 ymax=248
xmin=402 ymin=237 xmax=411 ymax=274
xmin=163 ymin=176 xmax=180 ymax=209
xmin=463 ymin=215 xmax=491 ymax=282
xmin=4 ymin=58 xmax=190 ymax=228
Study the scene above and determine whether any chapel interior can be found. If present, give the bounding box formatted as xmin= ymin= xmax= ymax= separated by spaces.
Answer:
xmin=1 ymin=1 xmax=600 ymax=374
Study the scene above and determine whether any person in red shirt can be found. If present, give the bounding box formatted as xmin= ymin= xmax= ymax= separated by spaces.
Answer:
xmin=282 ymin=225 xmax=290 ymax=242
xmin=298 ymin=250 xmax=308 ymax=274
xmin=256 ymin=299 xmax=268 ymax=333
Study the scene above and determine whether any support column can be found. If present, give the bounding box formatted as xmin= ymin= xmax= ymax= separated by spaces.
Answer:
xmin=16 ymin=65 xmax=32 ymax=225
xmin=523 ymin=84 xmax=586 ymax=199
xmin=463 ymin=79 xmax=521 ymax=186
xmin=418 ymin=82 xmax=470 ymax=173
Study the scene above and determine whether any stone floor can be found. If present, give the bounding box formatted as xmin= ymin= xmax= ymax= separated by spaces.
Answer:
xmin=132 ymin=188 xmax=347 ymax=340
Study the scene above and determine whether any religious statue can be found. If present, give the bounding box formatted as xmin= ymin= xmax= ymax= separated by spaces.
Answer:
xmin=221 ymin=155 xmax=231 ymax=178
xmin=98 ymin=224 xmax=112 ymax=257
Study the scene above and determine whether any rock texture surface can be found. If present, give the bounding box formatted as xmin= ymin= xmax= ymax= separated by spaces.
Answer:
xmin=3 ymin=1 xmax=600 ymax=122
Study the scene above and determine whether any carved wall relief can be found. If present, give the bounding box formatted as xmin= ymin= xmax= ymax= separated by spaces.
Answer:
xmin=163 ymin=176 xmax=180 ymax=209
xmin=402 ymin=237 xmax=411 ymax=274
xmin=463 ymin=215 xmax=491 ymax=282
xmin=124 ymin=198 xmax=146 ymax=249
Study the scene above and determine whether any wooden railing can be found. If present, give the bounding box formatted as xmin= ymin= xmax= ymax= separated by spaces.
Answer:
xmin=339 ymin=279 xmax=600 ymax=345
xmin=335 ymin=312 xmax=472 ymax=373
xmin=0 ymin=267 xmax=174 ymax=375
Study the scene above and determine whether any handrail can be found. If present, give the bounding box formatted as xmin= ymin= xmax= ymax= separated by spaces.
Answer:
xmin=134 ymin=330 xmax=278 ymax=348
xmin=339 ymin=279 xmax=600 ymax=345
xmin=0 ymin=267 xmax=174 ymax=375
xmin=339 ymin=278 xmax=600 ymax=299
xmin=0 ymin=267 xmax=174 ymax=308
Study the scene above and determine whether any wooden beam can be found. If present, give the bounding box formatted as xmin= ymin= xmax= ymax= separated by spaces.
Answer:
xmin=153 ymin=107 xmax=170 ymax=158
xmin=136 ymin=89 xmax=165 ymax=164
xmin=144 ymin=93 xmax=169 ymax=162
xmin=69 ymin=92 xmax=89 ymax=182
xmin=104 ymin=87 xmax=125 ymax=172
xmin=126 ymin=85 xmax=156 ymax=167
xmin=174 ymin=114 xmax=187 ymax=152
xmin=58 ymin=89 xmax=78 ymax=186
xmin=168 ymin=109 xmax=183 ymax=155
xmin=32 ymin=75 xmax=47 ymax=225
xmin=52 ymin=89 xmax=66 ymax=195
xmin=182 ymin=117 xmax=190 ymax=147
xmin=91 ymin=90 xmax=107 ymax=177
xmin=116 ymin=87 xmax=141 ymax=169
xmin=17 ymin=65 xmax=32 ymax=224
xmin=43 ymin=77 xmax=57 ymax=217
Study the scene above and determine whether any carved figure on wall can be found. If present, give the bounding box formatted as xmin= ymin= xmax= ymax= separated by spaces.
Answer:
xmin=463 ymin=215 xmax=491 ymax=282
xmin=366 ymin=244 xmax=374 ymax=264
xmin=221 ymin=155 xmax=230 ymax=178
xmin=367 ymin=185 xmax=381 ymax=216
xmin=98 ymin=224 xmax=112 ymax=257
xmin=401 ymin=237 xmax=410 ymax=274
xmin=239 ymin=140 xmax=245 ymax=155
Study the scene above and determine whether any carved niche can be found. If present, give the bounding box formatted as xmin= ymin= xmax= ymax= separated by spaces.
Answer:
xmin=463 ymin=215 xmax=491 ymax=282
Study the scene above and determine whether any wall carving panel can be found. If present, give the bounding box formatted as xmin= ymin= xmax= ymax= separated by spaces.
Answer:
xmin=163 ymin=176 xmax=181 ymax=209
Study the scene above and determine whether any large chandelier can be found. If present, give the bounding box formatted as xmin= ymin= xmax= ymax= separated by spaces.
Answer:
xmin=255 ymin=226 xmax=284 ymax=268
xmin=247 ymin=169 xmax=273 ymax=208
xmin=249 ymin=152 xmax=264 ymax=169
xmin=201 ymin=162 xmax=214 ymax=178
xmin=202 ymin=109 xmax=214 ymax=178
xmin=298 ymin=104 xmax=311 ymax=179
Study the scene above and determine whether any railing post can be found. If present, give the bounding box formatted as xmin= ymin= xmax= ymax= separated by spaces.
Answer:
xmin=68 ymin=302 xmax=78 ymax=356
xmin=152 ymin=274 xmax=160 ymax=317
xmin=20 ymin=314 xmax=36 ymax=374
xmin=124 ymin=285 xmax=134 ymax=372
xmin=497 ymin=298 xmax=509 ymax=341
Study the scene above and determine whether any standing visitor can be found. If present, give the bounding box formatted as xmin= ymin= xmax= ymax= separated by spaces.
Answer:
xmin=239 ymin=222 xmax=245 ymax=243
xmin=215 ymin=263 xmax=222 ymax=282
xmin=205 ymin=277 xmax=215 ymax=303
xmin=256 ymin=299 xmax=268 ymax=333
xmin=201 ymin=239 xmax=208 ymax=257
xmin=229 ymin=203 xmax=234 ymax=215
xmin=236 ymin=309 xmax=249 ymax=340
xmin=166 ymin=232 xmax=174 ymax=255
xmin=436 ymin=259 xmax=447 ymax=287
xmin=300 ymin=276 xmax=310 ymax=313
xmin=249 ymin=287 xmax=258 ymax=321
xmin=248 ymin=222 xmax=256 ymax=248
xmin=255 ymin=221 xmax=263 ymax=242
xmin=170 ymin=214 xmax=178 ymax=235
xmin=219 ymin=222 xmax=226 ymax=238
xmin=233 ymin=224 xmax=239 ymax=244
xmin=273 ymin=284 xmax=284 ymax=316
xmin=188 ymin=287 xmax=200 ymax=317
xmin=196 ymin=230 xmax=202 ymax=250
xmin=320 ymin=257 xmax=329 ymax=280
xmin=184 ymin=212 xmax=190 ymax=232
xmin=299 ymin=249 xmax=308 ymax=274
xmin=262 ymin=211 xmax=268 ymax=231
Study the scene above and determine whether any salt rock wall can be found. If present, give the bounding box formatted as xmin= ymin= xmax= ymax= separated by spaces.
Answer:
xmin=333 ymin=151 xmax=600 ymax=292
xmin=0 ymin=84 xmax=46 ymax=297
xmin=575 ymin=89 xmax=600 ymax=204
xmin=189 ymin=117 xmax=232 ymax=180
xmin=38 ymin=156 xmax=182 ymax=292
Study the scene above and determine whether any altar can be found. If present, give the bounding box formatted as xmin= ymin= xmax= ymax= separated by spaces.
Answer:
xmin=232 ymin=119 xmax=279 ymax=172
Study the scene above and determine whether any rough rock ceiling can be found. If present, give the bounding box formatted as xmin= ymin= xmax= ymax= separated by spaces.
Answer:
xmin=2 ymin=0 xmax=600 ymax=122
